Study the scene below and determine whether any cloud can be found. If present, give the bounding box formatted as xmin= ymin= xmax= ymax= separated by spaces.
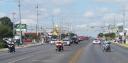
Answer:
xmin=96 ymin=8 xmax=112 ymax=14
xmin=95 ymin=0 xmax=128 ymax=6
xmin=52 ymin=0 xmax=73 ymax=5
xmin=0 ymin=12 xmax=6 ymax=17
xmin=76 ymin=24 xmax=87 ymax=28
xmin=21 ymin=0 xmax=73 ymax=6
xmin=16 ymin=19 xmax=36 ymax=25
xmin=52 ymin=8 xmax=61 ymax=16
xmin=84 ymin=11 xmax=95 ymax=18
xmin=95 ymin=0 xmax=127 ymax=3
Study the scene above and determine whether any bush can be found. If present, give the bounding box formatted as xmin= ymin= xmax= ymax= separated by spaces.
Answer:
xmin=104 ymin=33 xmax=116 ymax=40
xmin=0 ymin=40 xmax=8 ymax=49
xmin=98 ymin=33 xmax=104 ymax=37
xmin=0 ymin=42 xmax=5 ymax=48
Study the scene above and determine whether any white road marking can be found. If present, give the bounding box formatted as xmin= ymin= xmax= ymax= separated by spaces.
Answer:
xmin=8 ymin=55 xmax=34 ymax=63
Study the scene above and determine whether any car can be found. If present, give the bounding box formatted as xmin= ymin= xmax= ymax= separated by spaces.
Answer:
xmin=78 ymin=36 xmax=89 ymax=41
xmin=93 ymin=39 xmax=101 ymax=44
xmin=63 ymin=38 xmax=71 ymax=46
xmin=50 ymin=39 xmax=57 ymax=44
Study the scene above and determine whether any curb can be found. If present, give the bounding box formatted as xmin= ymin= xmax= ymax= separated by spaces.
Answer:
xmin=0 ymin=48 xmax=8 ymax=52
xmin=0 ymin=43 xmax=42 ymax=52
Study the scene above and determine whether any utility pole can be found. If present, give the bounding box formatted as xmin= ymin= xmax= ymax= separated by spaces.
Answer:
xmin=113 ymin=15 xmax=116 ymax=32
xmin=52 ymin=15 xmax=55 ymax=29
xmin=12 ymin=12 xmax=16 ymax=37
xmin=122 ymin=6 xmax=126 ymax=44
xmin=123 ymin=7 xmax=126 ymax=30
xmin=60 ymin=16 xmax=63 ymax=40
xmin=36 ymin=2 xmax=39 ymax=39
xmin=18 ymin=0 xmax=22 ymax=44
xmin=114 ymin=15 xmax=116 ymax=27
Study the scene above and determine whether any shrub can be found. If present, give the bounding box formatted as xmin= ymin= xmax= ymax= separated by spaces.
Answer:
xmin=0 ymin=40 xmax=8 ymax=48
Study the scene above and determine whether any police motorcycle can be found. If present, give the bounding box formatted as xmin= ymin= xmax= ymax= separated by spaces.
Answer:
xmin=103 ymin=41 xmax=111 ymax=52
xmin=4 ymin=38 xmax=15 ymax=53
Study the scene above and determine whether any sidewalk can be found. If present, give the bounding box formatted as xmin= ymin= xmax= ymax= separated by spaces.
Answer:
xmin=0 ymin=43 xmax=43 ymax=52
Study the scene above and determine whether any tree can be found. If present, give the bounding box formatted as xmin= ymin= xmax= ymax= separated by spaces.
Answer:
xmin=51 ymin=35 xmax=58 ymax=39
xmin=98 ymin=33 xmax=104 ymax=37
xmin=0 ymin=17 xmax=13 ymax=38
xmin=68 ymin=32 xmax=75 ymax=37
xmin=0 ymin=17 xmax=13 ymax=28
xmin=0 ymin=17 xmax=13 ymax=48
xmin=109 ymin=33 xmax=116 ymax=39
xmin=0 ymin=24 xmax=10 ymax=38
xmin=61 ymin=34 xmax=66 ymax=39
xmin=104 ymin=33 xmax=116 ymax=40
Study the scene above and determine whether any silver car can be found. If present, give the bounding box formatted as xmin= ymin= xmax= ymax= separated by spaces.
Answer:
xmin=63 ymin=38 xmax=71 ymax=46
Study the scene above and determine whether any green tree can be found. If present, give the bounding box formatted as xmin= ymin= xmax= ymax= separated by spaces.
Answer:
xmin=61 ymin=34 xmax=66 ymax=39
xmin=68 ymin=32 xmax=75 ymax=37
xmin=0 ymin=16 xmax=13 ymax=38
xmin=98 ymin=33 xmax=104 ymax=37
xmin=104 ymin=33 xmax=116 ymax=40
xmin=109 ymin=33 xmax=116 ymax=39
xmin=0 ymin=17 xmax=13 ymax=48
xmin=51 ymin=35 xmax=58 ymax=39
xmin=0 ymin=17 xmax=13 ymax=28
xmin=0 ymin=24 xmax=10 ymax=38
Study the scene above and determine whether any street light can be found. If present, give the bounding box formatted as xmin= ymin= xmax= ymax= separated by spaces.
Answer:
xmin=18 ymin=0 xmax=22 ymax=45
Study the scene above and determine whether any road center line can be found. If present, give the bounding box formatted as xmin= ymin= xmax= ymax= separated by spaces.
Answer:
xmin=68 ymin=47 xmax=84 ymax=63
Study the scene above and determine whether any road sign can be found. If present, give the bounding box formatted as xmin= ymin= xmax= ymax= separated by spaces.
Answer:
xmin=15 ymin=24 xmax=27 ymax=29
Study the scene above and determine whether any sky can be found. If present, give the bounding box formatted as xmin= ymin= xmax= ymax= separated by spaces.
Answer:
xmin=0 ymin=0 xmax=128 ymax=37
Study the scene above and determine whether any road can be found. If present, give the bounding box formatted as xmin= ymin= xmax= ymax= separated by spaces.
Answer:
xmin=78 ymin=43 xmax=128 ymax=63
xmin=1 ymin=39 xmax=128 ymax=63
xmin=0 ymin=40 xmax=90 ymax=63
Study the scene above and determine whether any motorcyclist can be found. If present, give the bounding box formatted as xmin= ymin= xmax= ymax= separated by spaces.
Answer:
xmin=7 ymin=38 xmax=15 ymax=53
xmin=72 ymin=36 xmax=78 ymax=44
xmin=103 ymin=40 xmax=111 ymax=52
xmin=55 ymin=39 xmax=64 ymax=51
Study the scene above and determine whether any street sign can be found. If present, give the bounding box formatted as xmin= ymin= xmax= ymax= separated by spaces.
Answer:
xmin=15 ymin=24 xmax=27 ymax=29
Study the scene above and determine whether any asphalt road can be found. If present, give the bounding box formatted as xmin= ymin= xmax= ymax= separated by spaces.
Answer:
xmin=1 ymin=39 xmax=128 ymax=63
xmin=78 ymin=43 xmax=128 ymax=63
xmin=0 ymin=40 xmax=90 ymax=63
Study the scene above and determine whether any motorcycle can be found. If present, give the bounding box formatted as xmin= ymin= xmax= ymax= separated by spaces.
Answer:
xmin=103 ymin=43 xmax=111 ymax=52
xmin=55 ymin=42 xmax=64 ymax=52
xmin=72 ymin=38 xmax=79 ymax=44
xmin=3 ymin=38 xmax=15 ymax=53
xmin=8 ymin=43 xmax=15 ymax=53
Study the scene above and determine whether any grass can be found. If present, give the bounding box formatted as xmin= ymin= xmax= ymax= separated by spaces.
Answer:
xmin=114 ymin=42 xmax=128 ymax=48
xmin=120 ymin=43 xmax=128 ymax=48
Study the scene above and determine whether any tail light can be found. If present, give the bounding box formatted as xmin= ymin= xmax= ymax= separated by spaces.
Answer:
xmin=56 ymin=42 xmax=62 ymax=46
